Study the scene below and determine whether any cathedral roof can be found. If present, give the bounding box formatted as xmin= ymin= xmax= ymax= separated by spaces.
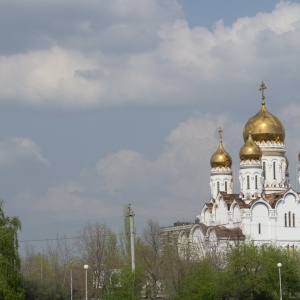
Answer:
xmin=211 ymin=225 xmax=245 ymax=240
xmin=243 ymin=82 xmax=285 ymax=143
xmin=263 ymin=191 xmax=287 ymax=208
xmin=210 ymin=127 xmax=232 ymax=168
xmin=219 ymin=192 xmax=244 ymax=208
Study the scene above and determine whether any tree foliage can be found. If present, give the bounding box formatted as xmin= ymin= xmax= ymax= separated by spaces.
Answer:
xmin=175 ymin=260 xmax=220 ymax=300
xmin=137 ymin=219 xmax=163 ymax=300
xmin=0 ymin=200 xmax=24 ymax=299
xmin=76 ymin=222 xmax=119 ymax=299
xmin=222 ymin=243 xmax=300 ymax=299
xmin=164 ymin=243 xmax=300 ymax=300
xmin=102 ymin=267 xmax=144 ymax=300
xmin=19 ymin=218 xmax=300 ymax=300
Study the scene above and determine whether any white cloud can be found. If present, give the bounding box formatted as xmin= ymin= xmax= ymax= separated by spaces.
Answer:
xmin=0 ymin=2 xmax=300 ymax=108
xmin=94 ymin=114 xmax=234 ymax=209
xmin=0 ymin=137 xmax=50 ymax=166
xmin=18 ymin=114 xmax=235 ymax=222
xmin=34 ymin=181 xmax=85 ymax=212
xmin=0 ymin=47 xmax=102 ymax=107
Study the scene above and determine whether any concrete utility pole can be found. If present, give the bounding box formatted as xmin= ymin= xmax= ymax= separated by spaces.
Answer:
xmin=128 ymin=204 xmax=135 ymax=271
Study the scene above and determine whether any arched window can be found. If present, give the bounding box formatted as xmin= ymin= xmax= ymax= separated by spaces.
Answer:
xmin=247 ymin=176 xmax=250 ymax=190
xmin=284 ymin=213 xmax=287 ymax=227
xmin=217 ymin=182 xmax=220 ymax=193
xmin=258 ymin=223 xmax=261 ymax=234
xmin=273 ymin=162 xmax=276 ymax=180
xmin=225 ymin=181 xmax=227 ymax=192
xmin=255 ymin=175 xmax=258 ymax=189
xmin=293 ymin=213 xmax=295 ymax=227
xmin=263 ymin=161 xmax=266 ymax=177
xmin=288 ymin=211 xmax=291 ymax=227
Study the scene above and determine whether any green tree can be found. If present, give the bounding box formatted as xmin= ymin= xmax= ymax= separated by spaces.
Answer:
xmin=102 ymin=267 xmax=144 ymax=300
xmin=137 ymin=219 xmax=163 ymax=300
xmin=175 ymin=260 xmax=220 ymax=300
xmin=160 ymin=241 xmax=189 ymax=299
xmin=222 ymin=243 xmax=300 ymax=299
xmin=76 ymin=222 xmax=119 ymax=299
xmin=0 ymin=200 xmax=24 ymax=299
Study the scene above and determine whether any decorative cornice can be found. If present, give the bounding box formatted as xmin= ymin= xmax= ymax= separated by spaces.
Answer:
xmin=211 ymin=167 xmax=232 ymax=173
xmin=240 ymin=160 xmax=262 ymax=166
xmin=257 ymin=141 xmax=285 ymax=148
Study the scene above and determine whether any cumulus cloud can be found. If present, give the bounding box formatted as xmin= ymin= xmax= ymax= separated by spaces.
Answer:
xmin=17 ymin=114 xmax=237 ymax=225
xmin=0 ymin=1 xmax=300 ymax=108
xmin=0 ymin=137 xmax=50 ymax=166
xmin=94 ymin=114 xmax=237 ymax=213
xmin=34 ymin=181 xmax=85 ymax=212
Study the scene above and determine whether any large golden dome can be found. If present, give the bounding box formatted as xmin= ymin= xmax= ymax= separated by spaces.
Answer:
xmin=210 ymin=127 xmax=232 ymax=168
xmin=243 ymin=82 xmax=285 ymax=143
xmin=239 ymin=131 xmax=262 ymax=161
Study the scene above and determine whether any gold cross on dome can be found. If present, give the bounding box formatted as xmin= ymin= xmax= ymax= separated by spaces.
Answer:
xmin=218 ymin=127 xmax=223 ymax=141
xmin=259 ymin=81 xmax=267 ymax=105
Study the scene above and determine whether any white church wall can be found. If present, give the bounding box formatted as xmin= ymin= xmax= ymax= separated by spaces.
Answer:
xmin=215 ymin=198 xmax=229 ymax=225
xmin=190 ymin=225 xmax=206 ymax=259
xmin=178 ymin=231 xmax=189 ymax=259
xmin=203 ymin=208 xmax=211 ymax=225
xmin=250 ymin=202 xmax=270 ymax=241
xmin=210 ymin=172 xmax=233 ymax=199
xmin=262 ymin=154 xmax=287 ymax=193
xmin=239 ymin=164 xmax=263 ymax=199
xmin=232 ymin=203 xmax=241 ymax=224
xmin=275 ymin=192 xmax=300 ymax=241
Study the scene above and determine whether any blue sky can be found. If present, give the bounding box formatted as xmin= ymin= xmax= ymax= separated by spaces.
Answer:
xmin=1 ymin=0 xmax=300 ymax=250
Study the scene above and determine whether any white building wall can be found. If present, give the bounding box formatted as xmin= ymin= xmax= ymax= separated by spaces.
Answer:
xmin=239 ymin=160 xmax=263 ymax=199
xmin=232 ymin=204 xmax=241 ymax=224
xmin=257 ymin=141 xmax=287 ymax=193
xmin=275 ymin=192 xmax=300 ymax=242
xmin=214 ymin=199 xmax=229 ymax=225
xmin=251 ymin=203 xmax=270 ymax=241
xmin=210 ymin=168 xmax=233 ymax=199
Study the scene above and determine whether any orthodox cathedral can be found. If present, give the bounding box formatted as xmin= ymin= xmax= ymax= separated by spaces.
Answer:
xmin=160 ymin=82 xmax=300 ymax=259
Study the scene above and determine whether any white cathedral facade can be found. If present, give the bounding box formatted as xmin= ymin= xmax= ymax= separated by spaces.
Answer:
xmin=160 ymin=82 xmax=300 ymax=259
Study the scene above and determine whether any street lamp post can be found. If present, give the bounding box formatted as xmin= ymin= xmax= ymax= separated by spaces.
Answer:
xmin=277 ymin=263 xmax=282 ymax=300
xmin=40 ymin=252 xmax=45 ymax=282
xmin=70 ymin=268 xmax=73 ymax=300
xmin=84 ymin=264 xmax=89 ymax=300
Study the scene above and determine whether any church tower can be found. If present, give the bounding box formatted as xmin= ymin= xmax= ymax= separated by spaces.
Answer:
xmin=243 ymin=82 xmax=287 ymax=194
xmin=239 ymin=131 xmax=263 ymax=200
xmin=210 ymin=128 xmax=233 ymax=199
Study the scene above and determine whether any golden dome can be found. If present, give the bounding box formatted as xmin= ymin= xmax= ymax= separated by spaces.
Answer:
xmin=243 ymin=82 xmax=285 ymax=143
xmin=239 ymin=131 xmax=262 ymax=161
xmin=210 ymin=127 xmax=232 ymax=168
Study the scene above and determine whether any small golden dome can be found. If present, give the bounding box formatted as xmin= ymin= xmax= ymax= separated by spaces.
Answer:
xmin=210 ymin=127 xmax=232 ymax=168
xmin=243 ymin=82 xmax=285 ymax=143
xmin=239 ymin=131 xmax=262 ymax=161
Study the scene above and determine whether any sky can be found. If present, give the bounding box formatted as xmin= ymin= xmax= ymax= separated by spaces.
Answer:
xmin=1 ymin=0 xmax=300 ymax=251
